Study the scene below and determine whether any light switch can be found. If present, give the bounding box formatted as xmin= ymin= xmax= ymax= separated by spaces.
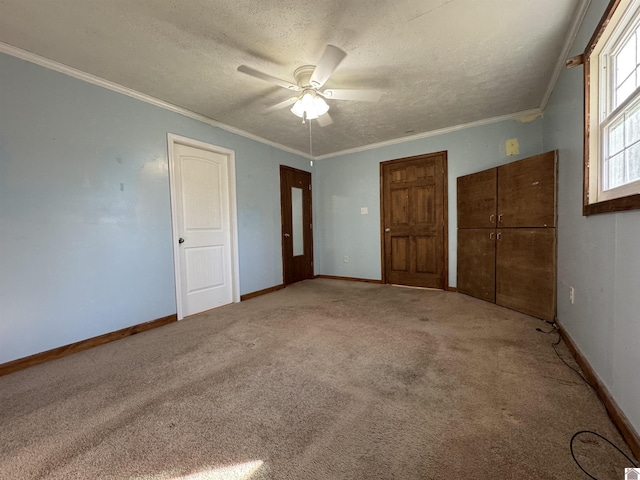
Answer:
xmin=506 ymin=138 xmax=520 ymax=156
xmin=361 ymin=207 xmax=368 ymax=215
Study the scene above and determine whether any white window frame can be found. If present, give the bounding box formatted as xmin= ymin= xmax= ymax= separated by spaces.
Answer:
xmin=584 ymin=0 xmax=640 ymax=214
xmin=599 ymin=0 xmax=640 ymax=200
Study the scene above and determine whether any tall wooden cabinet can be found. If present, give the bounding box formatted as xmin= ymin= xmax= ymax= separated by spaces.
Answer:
xmin=457 ymin=151 xmax=557 ymax=321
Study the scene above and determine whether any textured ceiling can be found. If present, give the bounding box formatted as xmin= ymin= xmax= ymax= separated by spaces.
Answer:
xmin=0 ymin=0 xmax=584 ymax=157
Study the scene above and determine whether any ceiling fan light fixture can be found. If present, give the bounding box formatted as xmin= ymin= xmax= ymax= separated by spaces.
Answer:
xmin=313 ymin=96 xmax=330 ymax=115
xmin=291 ymin=91 xmax=329 ymax=120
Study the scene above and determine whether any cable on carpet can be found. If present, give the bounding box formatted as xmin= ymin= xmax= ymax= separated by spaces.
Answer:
xmin=534 ymin=328 xmax=639 ymax=478
xmin=536 ymin=325 xmax=557 ymax=334
xmin=570 ymin=430 xmax=638 ymax=479
xmin=547 ymin=329 xmax=595 ymax=390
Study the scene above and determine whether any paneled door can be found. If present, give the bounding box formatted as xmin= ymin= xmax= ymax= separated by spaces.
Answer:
xmin=381 ymin=152 xmax=447 ymax=289
xmin=280 ymin=166 xmax=313 ymax=285
xmin=168 ymin=135 xmax=239 ymax=319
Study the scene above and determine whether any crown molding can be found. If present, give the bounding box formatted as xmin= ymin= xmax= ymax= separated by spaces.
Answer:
xmin=314 ymin=108 xmax=543 ymax=160
xmin=1 ymin=41 xmax=546 ymax=162
xmin=0 ymin=41 xmax=313 ymax=160
xmin=540 ymin=0 xmax=592 ymax=111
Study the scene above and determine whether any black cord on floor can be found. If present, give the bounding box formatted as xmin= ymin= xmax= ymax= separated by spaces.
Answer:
xmin=550 ymin=331 xmax=595 ymax=390
xmin=534 ymin=326 xmax=594 ymax=390
xmin=536 ymin=326 xmax=557 ymax=334
xmin=570 ymin=430 xmax=639 ymax=479
xmin=535 ymin=328 xmax=639 ymax=477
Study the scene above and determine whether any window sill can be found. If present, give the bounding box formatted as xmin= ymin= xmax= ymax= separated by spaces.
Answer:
xmin=583 ymin=193 xmax=640 ymax=215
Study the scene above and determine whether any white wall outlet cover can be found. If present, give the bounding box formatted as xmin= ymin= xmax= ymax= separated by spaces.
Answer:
xmin=361 ymin=207 xmax=368 ymax=215
xmin=569 ymin=286 xmax=575 ymax=304
xmin=506 ymin=138 xmax=520 ymax=156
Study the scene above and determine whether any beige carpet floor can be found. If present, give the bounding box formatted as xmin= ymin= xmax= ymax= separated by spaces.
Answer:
xmin=0 ymin=279 xmax=636 ymax=479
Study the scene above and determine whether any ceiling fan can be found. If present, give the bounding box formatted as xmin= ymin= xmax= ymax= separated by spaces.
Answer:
xmin=237 ymin=45 xmax=381 ymax=127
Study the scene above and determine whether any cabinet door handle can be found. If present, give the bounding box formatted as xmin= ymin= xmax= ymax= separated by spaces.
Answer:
xmin=498 ymin=214 xmax=503 ymax=223
xmin=497 ymin=232 xmax=502 ymax=240
xmin=490 ymin=214 xmax=495 ymax=224
xmin=490 ymin=232 xmax=495 ymax=240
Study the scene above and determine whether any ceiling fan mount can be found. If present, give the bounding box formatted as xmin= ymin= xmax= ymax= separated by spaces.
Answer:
xmin=293 ymin=65 xmax=317 ymax=89
xmin=237 ymin=45 xmax=382 ymax=127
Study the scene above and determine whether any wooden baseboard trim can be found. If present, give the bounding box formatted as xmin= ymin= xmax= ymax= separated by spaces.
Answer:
xmin=240 ymin=284 xmax=285 ymax=301
xmin=446 ymin=286 xmax=458 ymax=292
xmin=315 ymin=275 xmax=383 ymax=284
xmin=558 ymin=323 xmax=640 ymax=460
xmin=0 ymin=314 xmax=177 ymax=378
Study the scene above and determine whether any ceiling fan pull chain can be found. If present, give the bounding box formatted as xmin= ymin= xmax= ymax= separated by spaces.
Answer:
xmin=309 ymin=118 xmax=313 ymax=157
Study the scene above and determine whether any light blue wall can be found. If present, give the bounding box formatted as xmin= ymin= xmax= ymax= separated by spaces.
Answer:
xmin=313 ymin=119 xmax=545 ymax=284
xmin=0 ymin=53 xmax=310 ymax=364
xmin=6 ymin=5 xmax=638 ymax=442
xmin=543 ymin=0 xmax=640 ymax=433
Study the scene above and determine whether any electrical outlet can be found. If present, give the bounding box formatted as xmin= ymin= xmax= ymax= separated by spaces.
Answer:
xmin=506 ymin=138 xmax=520 ymax=156
xmin=343 ymin=256 xmax=349 ymax=263
xmin=569 ymin=286 xmax=575 ymax=304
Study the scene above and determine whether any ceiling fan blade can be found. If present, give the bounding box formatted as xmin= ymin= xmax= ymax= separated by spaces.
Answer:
xmin=264 ymin=96 xmax=299 ymax=113
xmin=316 ymin=113 xmax=334 ymax=127
xmin=237 ymin=65 xmax=299 ymax=91
xmin=309 ymin=45 xmax=347 ymax=88
xmin=323 ymin=89 xmax=382 ymax=102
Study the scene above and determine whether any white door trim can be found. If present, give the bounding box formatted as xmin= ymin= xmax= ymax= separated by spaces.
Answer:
xmin=167 ymin=133 xmax=241 ymax=320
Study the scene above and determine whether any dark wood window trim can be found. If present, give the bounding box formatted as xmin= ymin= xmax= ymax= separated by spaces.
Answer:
xmin=583 ymin=0 xmax=640 ymax=215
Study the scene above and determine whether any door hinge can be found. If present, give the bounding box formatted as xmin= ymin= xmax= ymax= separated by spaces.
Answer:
xmin=310 ymin=223 xmax=313 ymax=229
xmin=309 ymin=184 xmax=312 ymax=190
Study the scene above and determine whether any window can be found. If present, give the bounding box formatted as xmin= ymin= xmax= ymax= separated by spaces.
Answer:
xmin=584 ymin=0 xmax=640 ymax=214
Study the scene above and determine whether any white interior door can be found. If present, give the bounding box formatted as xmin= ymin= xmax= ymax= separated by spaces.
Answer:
xmin=168 ymin=135 xmax=239 ymax=319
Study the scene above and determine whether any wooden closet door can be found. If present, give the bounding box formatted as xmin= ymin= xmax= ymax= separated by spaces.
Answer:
xmin=497 ymin=151 xmax=557 ymax=227
xmin=382 ymin=153 xmax=446 ymax=289
xmin=495 ymin=228 xmax=556 ymax=321
xmin=457 ymin=229 xmax=496 ymax=302
xmin=457 ymin=168 xmax=497 ymax=228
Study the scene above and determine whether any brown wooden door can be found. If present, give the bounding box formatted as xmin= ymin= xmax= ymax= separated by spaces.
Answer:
xmin=381 ymin=152 xmax=447 ymax=289
xmin=457 ymin=228 xmax=496 ymax=302
xmin=280 ymin=166 xmax=313 ymax=285
xmin=497 ymin=151 xmax=557 ymax=227
xmin=495 ymin=228 xmax=557 ymax=321
xmin=457 ymin=168 xmax=497 ymax=228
